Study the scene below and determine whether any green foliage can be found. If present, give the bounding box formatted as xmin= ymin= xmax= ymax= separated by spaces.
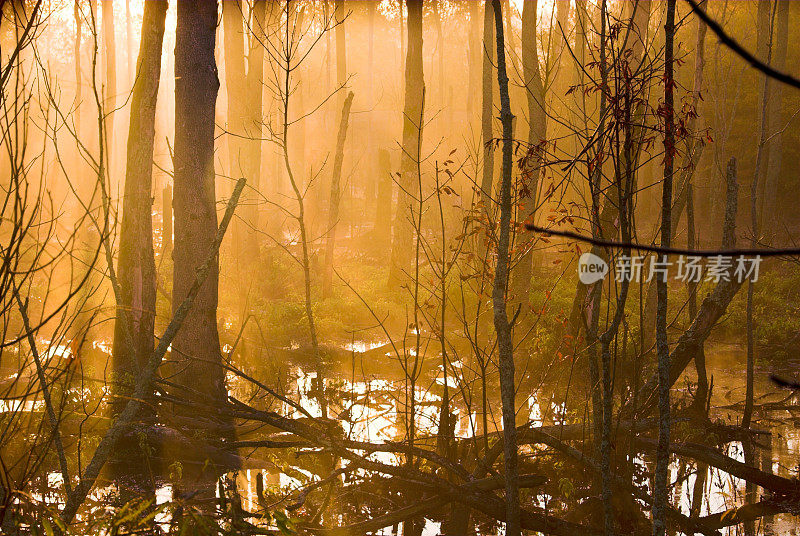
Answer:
xmin=723 ymin=265 xmax=800 ymax=361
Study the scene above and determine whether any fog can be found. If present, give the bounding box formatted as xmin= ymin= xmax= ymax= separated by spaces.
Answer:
xmin=2 ymin=1 xmax=800 ymax=535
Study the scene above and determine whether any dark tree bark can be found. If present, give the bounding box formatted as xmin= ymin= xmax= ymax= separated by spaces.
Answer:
xmin=389 ymin=0 xmax=424 ymax=286
xmin=653 ymin=1 xmax=676 ymax=535
xmin=642 ymin=13 xmax=708 ymax=347
xmin=172 ymin=0 xmax=236 ymax=488
xmin=490 ymin=1 xmax=520 ymax=534
xmin=744 ymin=6 xmax=776 ymax=532
xmin=109 ymin=0 xmax=167 ymax=499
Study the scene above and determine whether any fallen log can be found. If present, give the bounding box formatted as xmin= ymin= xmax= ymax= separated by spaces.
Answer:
xmin=697 ymin=501 xmax=785 ymax=530
xmin=637 ymin=437 xmax=800 ymax=495
xmin=637 ymin=277 xmax=742 ymax=415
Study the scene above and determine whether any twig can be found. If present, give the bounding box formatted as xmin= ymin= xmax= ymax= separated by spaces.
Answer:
xmin=525 ymin=223 xmax=800 ymax=257
xmin=11 ymin=279 xmax=72 ymax=495
xmin=684 ymin=0 xmax=800 ymax=90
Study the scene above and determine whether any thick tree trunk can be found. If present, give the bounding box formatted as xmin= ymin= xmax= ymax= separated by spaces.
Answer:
xmin=490 ymin=1 xmax=520 ymax=534
xmin=172 ymin=0 xmax=236 ymax=491
xmin=388 ymin=0 xmax=424 ymax=287
xmin=109 ymin=0 xmax=167 ymax=500
xmin=323 ymin=92 xmax=354 ymax=298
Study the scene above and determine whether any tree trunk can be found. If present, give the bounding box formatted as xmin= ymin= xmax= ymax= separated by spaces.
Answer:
xmin=467 ymin=0 xmax=480 ymax=117
xmin=375 ymin=149 xmax=393 ymax=244
xmin=388 ymin=0 xmax=424 ymax=287
xmin=109 ymin=0 xmax=167 ymax=501
xmin=637 ymin=159 xmax=739 ymax=416
xmin=323 ymin=92 xmax=355 ymax=298
xmin=223 ymin=0 xmax=247 ymax=239
xmin=399 ymin=0 xmax=405 ymax=72
xmin=762 ymin=0 xmax=788 ymax=223
xmin=479 ymin=0 xmax=495 ymax=205
xmin=223 ymin=0 xmax=264 ymax=264
xmin=125 ymin=0 xmax=133 ymax=85
xmin=490 ymin=1 xmax=520 ymax=534
xmin=172 ymin=0 xmax=236 ymax=492
xmin=687 ymin=12 xmax=707 ymax=408
xmin=101 ymin=0 xmax=116 ymax=164
xmin=162 ymin=184 xmax=172 ymax=255
xmin=653 ymin=2 xmax=676 ymax=535
xmin=512 ymin=0 xmax=546 ymax=302
xmin=744 ymin=6 xmax=775 ymax=532
xmin=366 ymin=0 xmax=376 ymax=212
xmin=642 ymin=16 xmax=708 ymax=348
xmin=335 ymin=0 xmax=346 ymax=91
xmin=568 ymin=0 xmax=651 ymax=336
xmin=434 ymin=0 xmax=445 ymax=109
xmin=323 ymin=0 xmax=349 ymax=298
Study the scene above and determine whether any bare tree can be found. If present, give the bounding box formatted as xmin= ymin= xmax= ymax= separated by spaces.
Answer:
xmin=171 ymin=0 xmax=236 ymax=493
xmin=512 ymin=0 xmax=547 ymax=301
xmin=490 ymin=1 xmax=521 ymax=534
xmin=109 ymin=0 xmax=168 ymax=500
xmin=323 ymin=92 xmax=355 ymax=298
xmin=223 ymin=0 xmax=265 ymax=264
xmin=653 ymin=2 xmax=676 ymax=534
xmin=389 ymin=0 xmax=424 ymax=287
